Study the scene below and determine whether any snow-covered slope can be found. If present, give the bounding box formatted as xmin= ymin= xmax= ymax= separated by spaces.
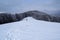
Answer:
xmin=0 ymin=17 xmax=60 ymax=40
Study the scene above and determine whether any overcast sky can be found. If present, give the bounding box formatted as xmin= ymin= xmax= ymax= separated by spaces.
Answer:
xmin=0 ymin=0 xmax=60 ymax=13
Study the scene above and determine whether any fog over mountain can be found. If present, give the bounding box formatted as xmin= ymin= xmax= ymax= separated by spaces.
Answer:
xmin=51 ymin=10 xmax=60 ymax=17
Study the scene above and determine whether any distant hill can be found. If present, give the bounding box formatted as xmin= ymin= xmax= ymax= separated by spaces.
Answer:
xmin=0 ymin=10 xmax=60 ymax=24
xmin=49 ymin=10 xmax=60 ymax=17
xmin=53 ymin=11 xmax=60 ymax=17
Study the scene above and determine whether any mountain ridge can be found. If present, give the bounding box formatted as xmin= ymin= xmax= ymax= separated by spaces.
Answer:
xmin=0 ymin=10 xmax=60 ymax=24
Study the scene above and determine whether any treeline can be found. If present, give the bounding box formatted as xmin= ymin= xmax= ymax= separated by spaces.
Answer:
xmin=0 ymin=11 xmax=60 ymax=24
xmin=0 ymin=13 xmax=16 ymax=24
xmin=0 ymin=13 xmax=29 ymax=24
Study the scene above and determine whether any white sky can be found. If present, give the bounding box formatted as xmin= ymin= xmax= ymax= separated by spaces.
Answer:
xmin=0 ymin=0 xmax=60 ymax=13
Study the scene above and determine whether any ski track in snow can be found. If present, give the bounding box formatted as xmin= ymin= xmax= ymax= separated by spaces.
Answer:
xmin=0 ymin=17 xmax=60 ymax=40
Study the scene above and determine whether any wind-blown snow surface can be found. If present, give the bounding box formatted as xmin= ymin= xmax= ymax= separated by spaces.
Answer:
xmin=0 ymin=17 xmax=60 ymax=40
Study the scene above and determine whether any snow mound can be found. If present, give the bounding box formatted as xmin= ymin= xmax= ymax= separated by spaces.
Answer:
xmin=0 ymin=17 xmax=60 ymax=40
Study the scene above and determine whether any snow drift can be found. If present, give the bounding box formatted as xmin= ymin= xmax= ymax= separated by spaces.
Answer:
xmin=0 ymin=17 xmax=60 ymax=40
